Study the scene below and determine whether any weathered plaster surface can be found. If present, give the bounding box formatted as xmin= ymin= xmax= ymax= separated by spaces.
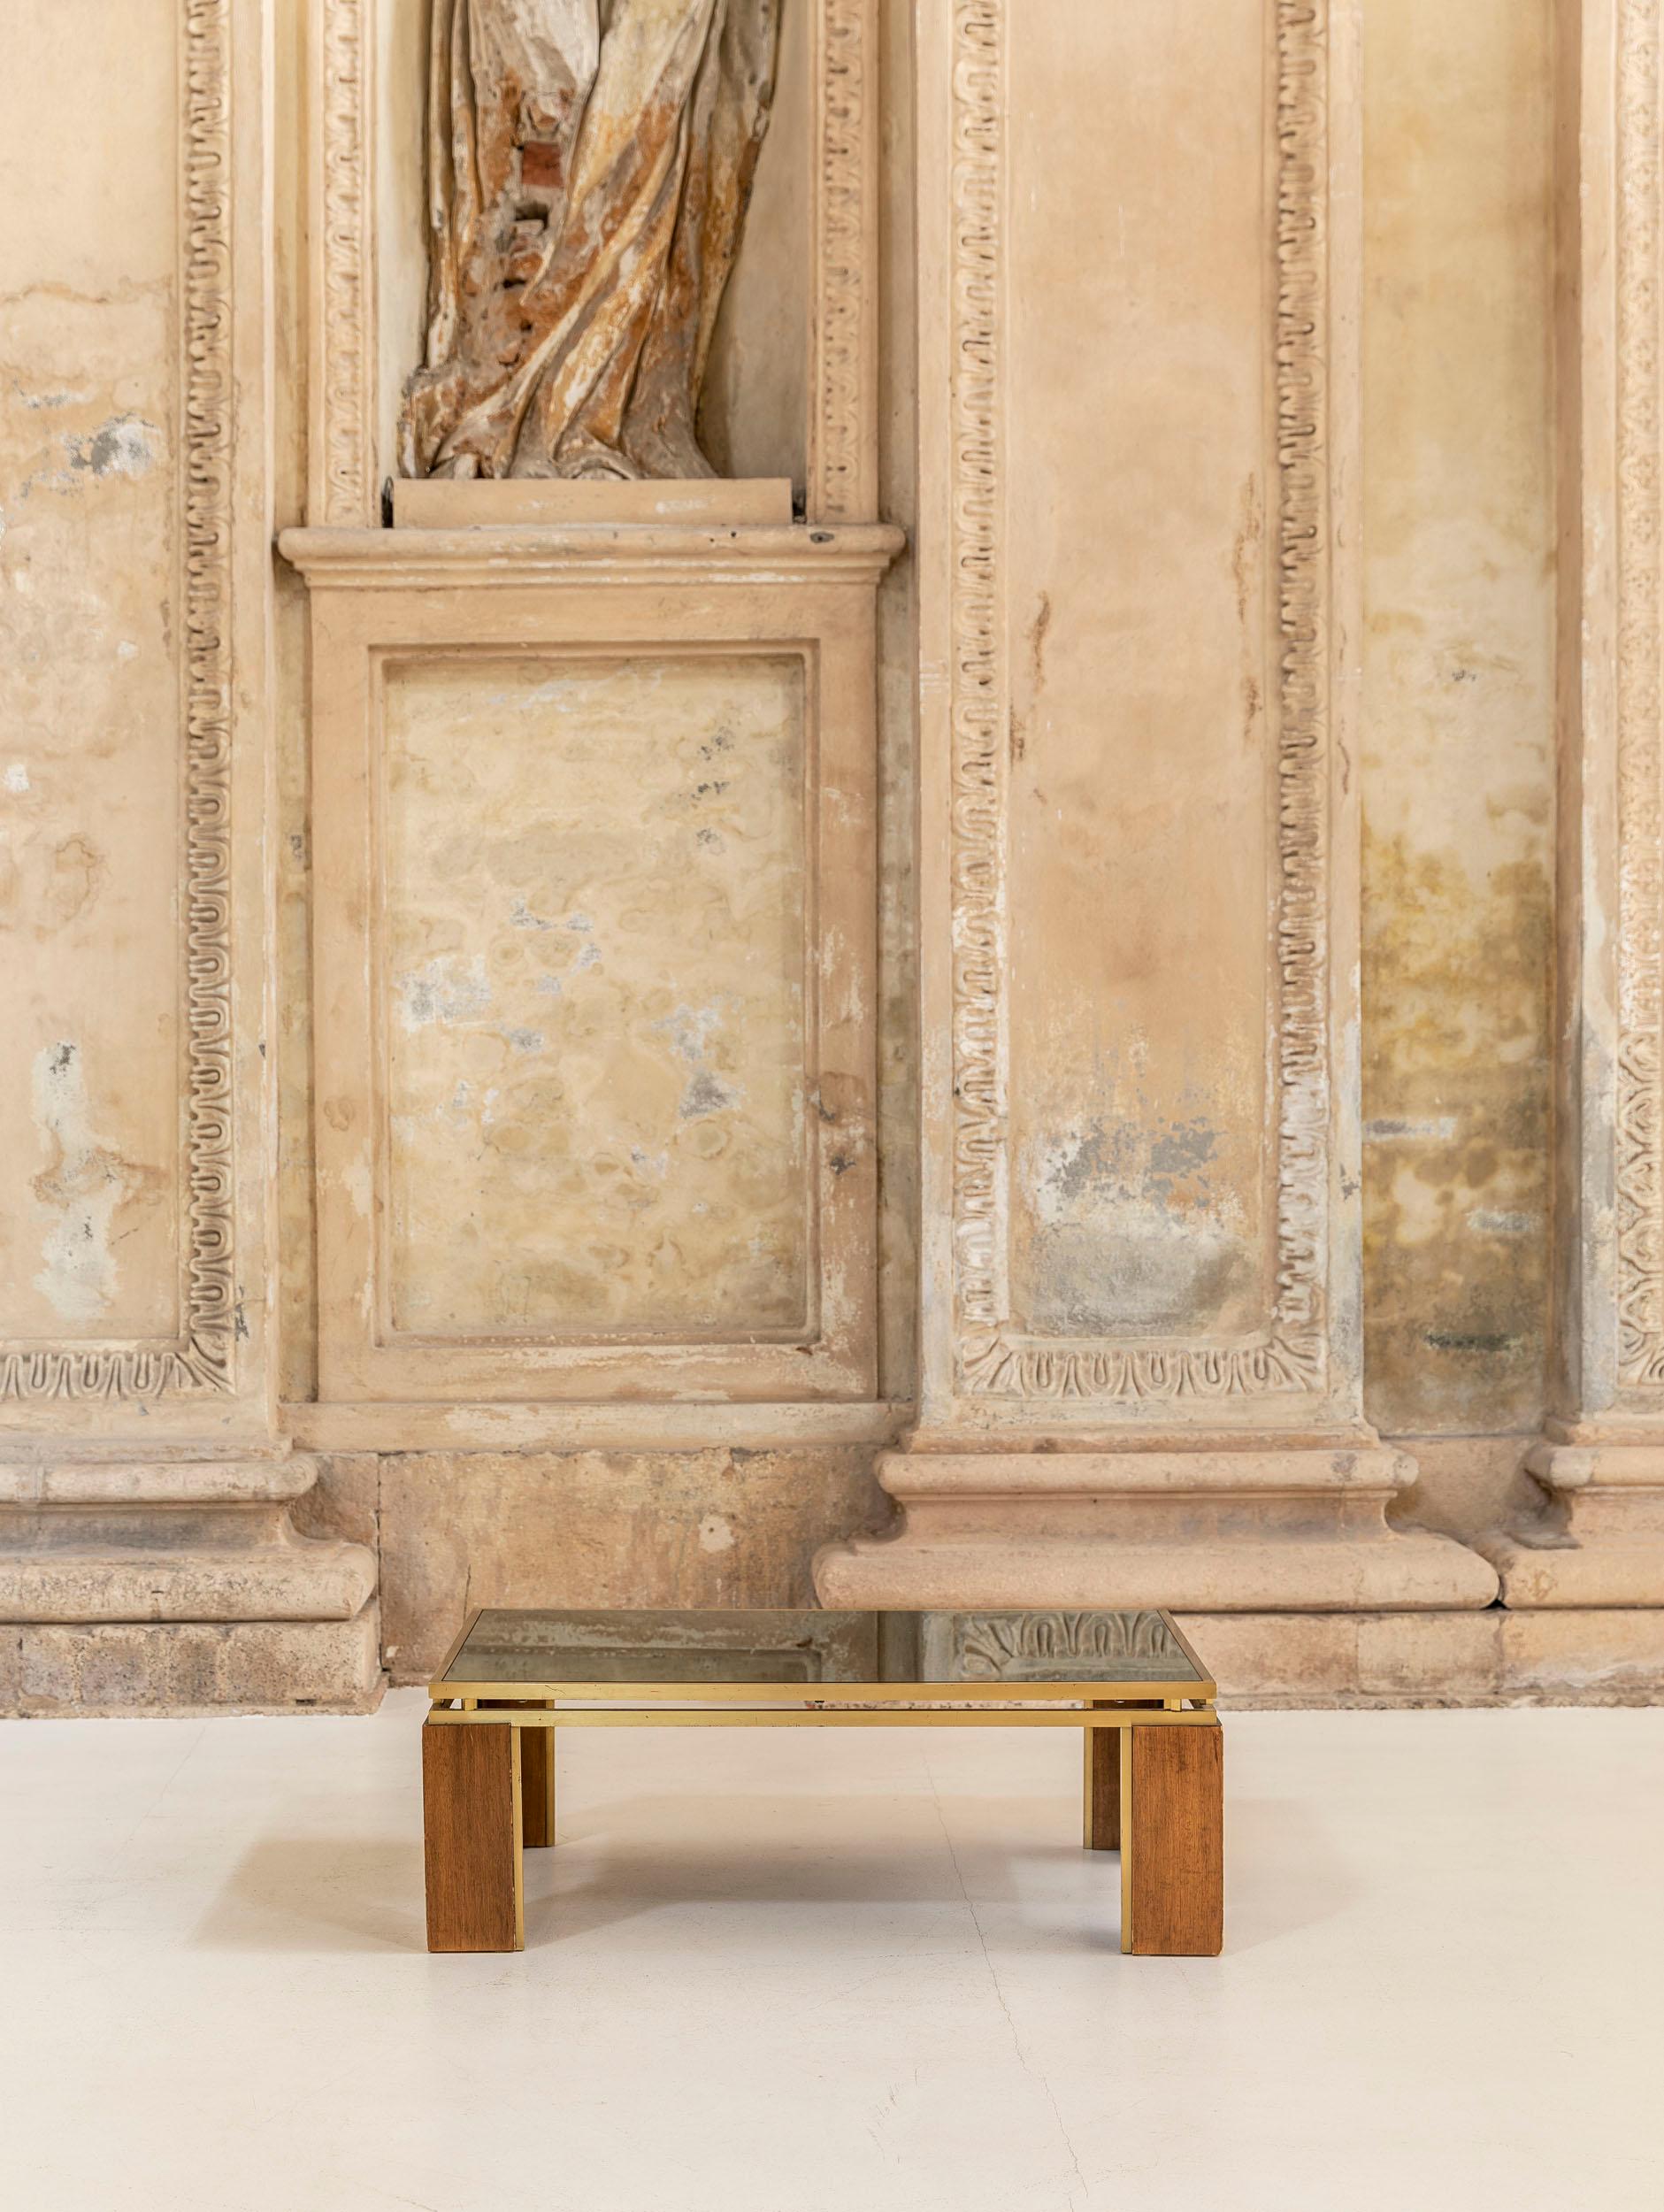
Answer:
xmin=1361 ymin=0 xmax=1557 ymax=1441
xmin=1004 ymin=2 xmax=1270 ymax=1340
xmin=382 ymin=652 xmax=810 ymax=1336
xmin=9 ymin=0 xmax=1646 ymax=1712
xmin=0 ymin=2 xmax=182 ymax=1342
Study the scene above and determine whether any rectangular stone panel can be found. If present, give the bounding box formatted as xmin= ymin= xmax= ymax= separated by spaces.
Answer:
xmin=380 ymin=653 xmax=811 ymax=1340
xmin=0 ymin=0 xmax=183 ymax=1346
xmin=290 ymin=524 xmax=893 ymax=1405
xmin=1005 ymin=1 xmax=1273 ymax=1340
xmin=921 ymin=0 xmax=1358 ymax=1419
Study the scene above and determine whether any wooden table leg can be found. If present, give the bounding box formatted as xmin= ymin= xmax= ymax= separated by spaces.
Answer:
xmin=520 ymin=1716 xmax=556 ymax=1849
xmin=1083 ymin=1716 xmax=1121 ymax=1850
xmin=1121 ymin=1721 xmax=1223 ymax=1957
xmin=423 ymin=1718 xmax=525 ymax=1953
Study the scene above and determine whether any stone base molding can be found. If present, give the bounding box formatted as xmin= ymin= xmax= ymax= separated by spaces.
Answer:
xmin=0 ymin=1457 xmax=380 ymax=1716
xmin=1481 ymin=1443 xmax=1664 ymax=1609
xmin=1179 ymin=1607 xmax=1664 ymax=1709
xmin=814 ymin=1447 xmax=1499 ymax=1613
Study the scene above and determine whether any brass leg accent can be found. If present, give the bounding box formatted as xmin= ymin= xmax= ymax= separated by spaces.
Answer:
xmin=521 ymin=1713 xmax=556 ymax=1848
xmin=480 ymin=1700 xmax=556 ymax=1848
xmin=1082 ymin=1716 xmax=1121 ymax=1850
xmin=422 ymin=1717 xmax=525 ymax=1953
xmin=1120 ymin=1719 xmax=1223 ymax=1958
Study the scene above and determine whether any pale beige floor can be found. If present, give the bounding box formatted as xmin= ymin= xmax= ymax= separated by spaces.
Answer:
xmin=1 ymin=1691 xmax=1660 ymax=2212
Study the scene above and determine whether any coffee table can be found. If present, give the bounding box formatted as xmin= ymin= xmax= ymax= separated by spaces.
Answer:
xmin=423 ymin=1607 xmax=1223 ymax=1957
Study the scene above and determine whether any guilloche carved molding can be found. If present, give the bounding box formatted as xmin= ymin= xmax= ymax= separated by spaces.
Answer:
xmin=948 ymin=0 xmax=1336 ymax=1404
xmin=1614 ymin=0 xmax=1664 ymax=1389
xmin=1 ymin=0 xmax=236 ymax=1402
xmin=313 ymin=0 xmax=376 ymax=526
xmin=809 ymin=0 xmax=880 ymax=522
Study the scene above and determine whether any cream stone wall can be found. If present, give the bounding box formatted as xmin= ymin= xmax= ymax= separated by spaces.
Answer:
xmin=1361 ymin=0 xmax=1559 ymax=1543
xmin=4 ymin=0 xmax=1663 ymax=1714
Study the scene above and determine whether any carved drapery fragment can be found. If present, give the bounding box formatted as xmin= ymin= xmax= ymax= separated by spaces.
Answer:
xmin=401 ymin=0 xmax=781 ymax=482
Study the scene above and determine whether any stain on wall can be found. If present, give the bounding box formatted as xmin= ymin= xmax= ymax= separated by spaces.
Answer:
xmin=1361 ymin=0 xmax=1556 ymax=1443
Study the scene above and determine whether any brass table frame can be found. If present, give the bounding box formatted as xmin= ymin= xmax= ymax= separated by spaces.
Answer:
xmin=424 ymin=1609 xmax=1223 ymax=1958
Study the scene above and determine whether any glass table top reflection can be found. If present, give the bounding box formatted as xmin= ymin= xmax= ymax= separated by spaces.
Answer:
xmin=434 ymin=1608 xmax=1214 ymax=1699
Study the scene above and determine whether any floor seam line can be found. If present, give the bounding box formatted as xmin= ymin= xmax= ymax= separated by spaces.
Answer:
xmin=921 ymin=1738 xmax=1090 ymax=2210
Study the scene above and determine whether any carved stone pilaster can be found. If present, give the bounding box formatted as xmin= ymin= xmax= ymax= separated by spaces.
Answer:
xmin=1 ymin=0 xmax=240 ymax=1409
xmin=818 ymin=0 xmax=1496 ymax=1613
xmin=1500 ymin=0 xmax=1664 ymax=1606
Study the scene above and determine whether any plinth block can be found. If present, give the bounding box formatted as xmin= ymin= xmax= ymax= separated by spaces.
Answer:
xmin=0 ymin=1455 xmax=383 ymax=1714
xmin=1484 ymin=1445 xmax=1664 ymax=1608
xmin=815 ymin=1448 xmax=1499 ymax=1612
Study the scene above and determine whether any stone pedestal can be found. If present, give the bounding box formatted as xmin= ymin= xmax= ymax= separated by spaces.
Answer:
xmin=1484 ymin=1442 xmax=1664 ymax=1609
xmin=818 ymin=1448 xmax=1497 ymax=1611
xmin=280 ymin=520 xmax=902 ymax=1415
xmin=1177 ymin=1605 xmax=1664 ymax=1708
xmin=0 ymin=1458 xmax=380 ymax=1715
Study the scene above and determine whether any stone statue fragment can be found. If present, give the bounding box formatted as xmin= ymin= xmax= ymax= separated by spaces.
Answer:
xmin=401 ymin=0 xmax=782 ymax=483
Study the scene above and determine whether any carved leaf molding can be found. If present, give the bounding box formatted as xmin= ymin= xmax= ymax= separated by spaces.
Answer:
xmin=952 ymin=1610 xmax=1178 ymax=1679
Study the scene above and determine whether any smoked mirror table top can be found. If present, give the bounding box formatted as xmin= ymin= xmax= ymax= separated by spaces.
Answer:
xmin=431 ymin=1607 xmax=1215 ymax=1704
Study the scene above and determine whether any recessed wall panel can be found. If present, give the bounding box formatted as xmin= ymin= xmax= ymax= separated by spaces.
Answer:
xmin=1005 ymin=0 xmax=1273 ymax=1341
xmin=380 ymin=653 xmax=811 ymax=1340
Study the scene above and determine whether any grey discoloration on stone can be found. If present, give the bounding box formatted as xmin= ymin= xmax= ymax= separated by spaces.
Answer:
xmin=680 ymin=1069 xmax=739 ymax=1120
xmin=5 ymin=1615 xmax=380 ymax=1718
xmin=395 ymin=955 xmax=492 ymax=1028
xmin=65 ymin=414 xmax=161 ymax=480
xmin=1019 ymin=1114 xmax=1255 ymax=1337
xmin=29 ymin=1040 xmax=163 ymax=1325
